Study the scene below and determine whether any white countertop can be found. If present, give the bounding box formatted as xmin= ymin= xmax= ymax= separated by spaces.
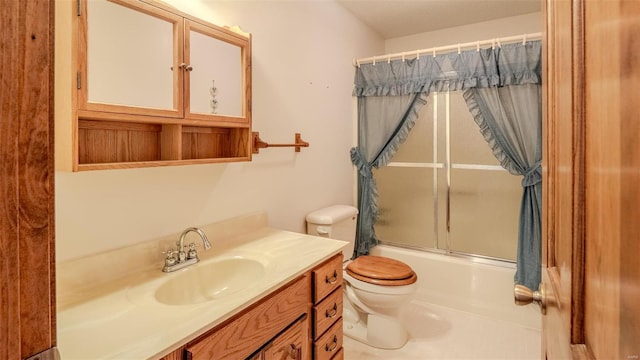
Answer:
xmin=57 ymin=227 xmax=347 ymax=360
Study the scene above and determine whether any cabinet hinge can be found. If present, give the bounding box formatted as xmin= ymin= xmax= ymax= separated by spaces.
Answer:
xmin=77 ymin=72 xmax=81 ymax=89
xmin=77 ymin=0 xmax=82 ymax=16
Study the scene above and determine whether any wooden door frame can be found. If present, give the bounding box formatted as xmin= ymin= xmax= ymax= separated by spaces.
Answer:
xmin=0 ymin=1 xmax=57 ymax=359
xmin=542 ymin=0 xmax=589 ymax=357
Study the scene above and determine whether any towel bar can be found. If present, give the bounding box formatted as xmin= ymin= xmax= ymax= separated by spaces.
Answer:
xmin=252 ymin=132 xmax=309 ymax=154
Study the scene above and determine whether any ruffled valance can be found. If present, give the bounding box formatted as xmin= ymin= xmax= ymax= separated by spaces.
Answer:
xmin=353 ymin=41 xmax=541 ymax=97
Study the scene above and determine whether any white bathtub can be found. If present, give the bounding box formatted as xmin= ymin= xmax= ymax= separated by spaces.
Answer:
xmin=370 ymin=245 xmax=541 ymax=330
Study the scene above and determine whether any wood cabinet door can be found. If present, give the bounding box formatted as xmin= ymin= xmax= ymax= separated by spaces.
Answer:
xmin=263 ymin=316 xmax=309 ymax=360
xmin=543 ymin=0 xmax=640 ymax=358
xmin=0 ymin=0 xmax=56 ymax=359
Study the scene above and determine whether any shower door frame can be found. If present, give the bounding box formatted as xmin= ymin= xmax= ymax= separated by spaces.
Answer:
xmin=378 ymin=91 xmax=519 ymax=266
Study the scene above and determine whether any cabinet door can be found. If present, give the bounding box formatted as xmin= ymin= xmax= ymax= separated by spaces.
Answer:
xmin=184 ymin=19 xmax=250 ymax=124
xmin=81 ymin=0 xmax=184 ymax=118
xmin=263 ymin=316 xmax=309 ymax=360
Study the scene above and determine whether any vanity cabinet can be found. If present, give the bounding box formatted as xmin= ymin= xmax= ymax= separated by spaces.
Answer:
xmin=311 ymin=255 xmax=344 ymax=360
xmin=56 ymin=0 xmax=252 ymax=171
xmin=158 ymin=254 xmax=343 ymax=360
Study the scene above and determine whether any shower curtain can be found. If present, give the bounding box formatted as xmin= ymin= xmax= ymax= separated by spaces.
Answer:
xmin=351 ymin=41 xmax=542 ymax=289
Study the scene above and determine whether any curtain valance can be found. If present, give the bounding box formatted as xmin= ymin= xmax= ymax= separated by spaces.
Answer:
xmin=353 ymin=41 xmax=541 ymax=97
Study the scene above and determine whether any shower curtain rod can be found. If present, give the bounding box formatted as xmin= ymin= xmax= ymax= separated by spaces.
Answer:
xmin=353 ymin=32 xmax=542 ymax=66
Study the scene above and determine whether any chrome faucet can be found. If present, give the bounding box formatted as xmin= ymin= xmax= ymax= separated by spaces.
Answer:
xmin=162 ymin=227 xmax=212 ymax=272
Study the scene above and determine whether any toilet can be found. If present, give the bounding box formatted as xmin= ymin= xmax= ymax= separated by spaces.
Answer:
xmin=306 ymin=205 xmax=418 ymax=349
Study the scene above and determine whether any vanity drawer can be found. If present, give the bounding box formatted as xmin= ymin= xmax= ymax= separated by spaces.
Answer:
xmin=312 ymin=287 xmax=342 ymax=340
xmin=331 ymin=348 xmax=344 ymax=360
xmin=313 ymin=318 xmax=343 ymax=360
xmin=312 ymin=254 xmax=343 ymax=304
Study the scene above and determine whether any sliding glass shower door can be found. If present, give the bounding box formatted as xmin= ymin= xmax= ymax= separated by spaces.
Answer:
xmin=374 ymin=91 xmax=521 ymax=261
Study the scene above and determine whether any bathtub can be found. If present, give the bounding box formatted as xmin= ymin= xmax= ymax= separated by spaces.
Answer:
xmin=370 ymin=245 xmax=541 ymax=330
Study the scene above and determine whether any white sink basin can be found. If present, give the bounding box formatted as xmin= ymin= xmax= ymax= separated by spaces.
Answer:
xmin=154 ymin=257 xmax=265 ymax=306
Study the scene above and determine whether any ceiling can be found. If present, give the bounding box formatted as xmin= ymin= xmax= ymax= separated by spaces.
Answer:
xmin=336 ymin=0 xmax=541 ymax=39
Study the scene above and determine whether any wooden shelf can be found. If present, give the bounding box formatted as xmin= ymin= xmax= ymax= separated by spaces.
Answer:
xmin=76 ymin=119 xmax=251 ymax=170
xmin=182 ymin=126 xmax=250 ymax=160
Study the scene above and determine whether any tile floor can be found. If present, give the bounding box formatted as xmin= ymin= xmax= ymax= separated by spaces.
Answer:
xmin=343 ymin=299 xmax=541 ymax=359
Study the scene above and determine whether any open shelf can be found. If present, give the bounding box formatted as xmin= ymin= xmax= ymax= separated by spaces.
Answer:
xmin=76 ymin=119 xmax=251 ymax=170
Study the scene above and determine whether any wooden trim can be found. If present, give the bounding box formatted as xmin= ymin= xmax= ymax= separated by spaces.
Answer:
xmin=54 ymin=0 xmax=79 ymax=172
xmin=139 ymin=0 xmax=251 ymax=43
xmin=78 ymin=119 xmax=162 ymax=132
xmin=77 ymin=109 xmax=250 ymax=128
xmin=618 ymin=2 xmax=640 ymax=357
xmin=185 ymin=18 xmax=249 ymax=48
xmin=570 ymin=0 xmax=586 ymax=345
xmin=82 ymin=102 xmax=183 ymax=119
xmin=182 ymin=127 xmax=230 ymax=134
xmin=76 ymin=111 xmax=250 ymax=128
xmin=185 ymin=112 xmax=248 ymax=124
xmin=76 ymin=157 xmax=250 ymax=171
xmin=541 ymin=0 xmax=553 ymax=269
xmin=161 ymin=124 xmax=182 ymax=161
xmin=0 ymin=0 xmax=56 ymax=358
xmin=111 ymin=0 xmax=183 ymax=24
xmin=77 ymin=0 xmax=88 ymax=113
xmin=245 ymin=33 xmax=253 ymax=160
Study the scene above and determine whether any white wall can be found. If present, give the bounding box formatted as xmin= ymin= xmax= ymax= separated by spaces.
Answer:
xmin=385 ymin=12 xmax=542 ymax=53
xmin=55 ymin=0 xmax=382 ymax=261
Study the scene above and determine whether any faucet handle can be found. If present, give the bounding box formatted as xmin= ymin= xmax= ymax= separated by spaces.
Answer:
xmin=163 ymin=249 xmax=177 ymax=267
xmin=187 ymin=243 xmax=198 ymax=260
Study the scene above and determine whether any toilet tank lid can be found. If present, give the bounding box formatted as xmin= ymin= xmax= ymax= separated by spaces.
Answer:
xmin=306 ymin=205 xmax=358 ymax=225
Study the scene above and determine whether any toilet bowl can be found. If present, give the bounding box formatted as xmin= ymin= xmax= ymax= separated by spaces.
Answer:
xmin=306 ymin=205 xmax=418 ymax=349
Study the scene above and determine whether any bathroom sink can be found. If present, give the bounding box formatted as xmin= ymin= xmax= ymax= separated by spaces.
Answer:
xmin=154 ymin=257 xmax=265 ymax=306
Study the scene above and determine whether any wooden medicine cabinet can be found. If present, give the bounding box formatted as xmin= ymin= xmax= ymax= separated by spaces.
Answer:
xmin=56 ymin=0 xmax=252 ymax=171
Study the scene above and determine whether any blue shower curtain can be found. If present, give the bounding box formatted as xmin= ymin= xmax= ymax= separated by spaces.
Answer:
xmin=351 ymin=41 xmax=542 ymax=288
xmin=463 ymin=84 xmax=542 ymax=290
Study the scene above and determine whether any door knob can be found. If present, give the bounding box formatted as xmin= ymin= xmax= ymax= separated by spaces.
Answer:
xmin=514 ymin=284 xmax=546 ymax=314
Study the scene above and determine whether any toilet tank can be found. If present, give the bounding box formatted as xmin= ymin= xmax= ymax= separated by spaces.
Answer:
xmin=306 ymin=205 xmax=358 ymax=260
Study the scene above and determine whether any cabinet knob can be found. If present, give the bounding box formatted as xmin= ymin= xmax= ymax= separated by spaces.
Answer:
xmin=171 ymin=63 xmax=193 ymax=72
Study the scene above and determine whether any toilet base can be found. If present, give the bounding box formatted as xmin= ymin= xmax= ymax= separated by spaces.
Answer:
xmin=343 ymin=308 xmax=409 ymax=349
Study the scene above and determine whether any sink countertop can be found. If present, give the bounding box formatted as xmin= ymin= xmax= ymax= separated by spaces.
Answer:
xmin=57 ymin=226 xmax=347 ymax=360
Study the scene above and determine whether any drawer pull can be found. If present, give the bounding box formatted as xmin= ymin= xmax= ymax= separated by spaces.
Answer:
xmin=325 ymin=303 xmax=338 ymax=318
xmin=325 ymin=270 xmax=338 ymax=285
xmin=325 ymin=335 xmax=338 ymax=352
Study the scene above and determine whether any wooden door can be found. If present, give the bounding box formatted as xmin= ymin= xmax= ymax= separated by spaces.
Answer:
xmin=542 ymin=0 xmax=640 ymax=358
xmin=0 ymin=1 xmax=57 ymax=359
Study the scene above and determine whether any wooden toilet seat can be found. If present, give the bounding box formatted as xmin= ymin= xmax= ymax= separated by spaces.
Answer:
xmin=346 ymin=255 xmax=417 ymax=286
